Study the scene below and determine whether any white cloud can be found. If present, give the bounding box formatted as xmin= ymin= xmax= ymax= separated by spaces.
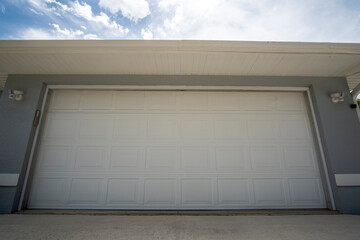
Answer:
xmin=99 ymin=0 xmax=150 ymax=22
xmin=22 ymin=0 xmax=129 ymax=38
xmin=70 ymin=1 xmax=129 ymax=34
xmin=9 ymin=0 xmax=360 ymax=41
xmin=155 ymin=0 xmax=281 ymax=39
xmin=51 ymin=23 xmax=84 ymax=38
xmin=1 ymin=3 xmax=5 ymax=14
xmin=46 ymin=0 xmax=70 ymax=11
xmin=70 ymin=0 xmax=92 ymax=20
xmin=21 ymin=28 xmax=56 ymax=39
xmin=21 ymin=23 xmax=86 ymax=39
xmin=27 ymin=0 xmax=46 ymax=8
xmin=152 ymin=0 xmax=360 ymax=42
xmin=141 ymin=28 xmax=153 ymax=39
xmin=84 ymin=34 xmax=99 ymax=39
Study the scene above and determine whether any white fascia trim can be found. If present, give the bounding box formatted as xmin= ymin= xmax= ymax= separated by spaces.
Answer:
xmin=47 ymin=85 xmax=309 ymax=91
xmin=1 ymin=40 xmax=360 ymax=55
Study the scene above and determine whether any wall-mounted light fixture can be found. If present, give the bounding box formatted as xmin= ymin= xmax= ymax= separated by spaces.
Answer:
xmin=8 ymin=90 xmax=24 ymax=101
xmin=330 ymin=92 xmax=345 ymax=103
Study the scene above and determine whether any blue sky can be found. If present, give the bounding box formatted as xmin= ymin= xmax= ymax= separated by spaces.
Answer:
xmin=0 ymin=0 xmax=360 ymax=41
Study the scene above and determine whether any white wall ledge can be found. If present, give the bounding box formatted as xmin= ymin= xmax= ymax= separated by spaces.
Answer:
xmin=335 ymin=174 xmax=360 ymax=187
xmin=0 ymin=174 xmax=19 ymax=187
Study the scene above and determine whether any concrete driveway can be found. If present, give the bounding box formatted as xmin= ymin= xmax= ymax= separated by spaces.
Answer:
xmin=0 ymin=214 xmax=359 ymax=240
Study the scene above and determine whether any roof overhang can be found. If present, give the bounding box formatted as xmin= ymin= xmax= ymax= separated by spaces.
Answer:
xmin=1 ymin=40 xmax=360 ymax=90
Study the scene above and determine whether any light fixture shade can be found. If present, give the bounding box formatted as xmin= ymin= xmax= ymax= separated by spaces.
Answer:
xmin=330 ymin=92 xmax=345 ymax=103
xmin=8 ymin=90 xmax=24 ymax=101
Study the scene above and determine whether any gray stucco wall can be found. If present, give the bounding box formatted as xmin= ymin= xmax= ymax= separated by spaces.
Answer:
xmin=1 ymin=75 xmax=359 ymax=213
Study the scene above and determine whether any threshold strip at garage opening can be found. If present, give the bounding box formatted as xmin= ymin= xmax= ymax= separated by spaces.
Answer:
xmin=18 ymin=209 xmax=339 ymax=216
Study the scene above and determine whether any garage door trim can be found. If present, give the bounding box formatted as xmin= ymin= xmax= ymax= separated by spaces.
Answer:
xmin=18 ymin=85 xmax=335 ymax=210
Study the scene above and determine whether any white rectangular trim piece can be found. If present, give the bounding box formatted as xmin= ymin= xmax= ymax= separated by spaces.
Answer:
xmin=0 ymin=174 xmax=19 ymax=186
xmin=335 ymin=174 xmax=360 ymax=186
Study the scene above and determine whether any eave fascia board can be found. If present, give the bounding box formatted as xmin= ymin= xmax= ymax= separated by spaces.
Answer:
xmin=1 ymin=40 xmax=360 ymax=56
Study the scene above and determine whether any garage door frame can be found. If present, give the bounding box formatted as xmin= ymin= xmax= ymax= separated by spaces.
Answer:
xmin=18 ymin=85 xmax=336 ymax=211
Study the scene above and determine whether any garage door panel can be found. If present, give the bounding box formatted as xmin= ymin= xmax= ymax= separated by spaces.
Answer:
xmin=277 ymin=94 xmax=305 ymax=111
xmin=247 ymin=120 xmax=277 ymax=139
xmin=80 ymin=91 xmax=113 ymax=110
xmin=243 ymin=93 xmax=277 ymax=111
xmin=112 ymin=91 xmax=145 ymax=110
xmin=210 ymin=92 xmax=242 ymax=111
xmin=288 ymin=178 xmax=324 ymax=205
xmin=45 ymin=116 xmax=77 ymax=139
xmin=218 ymin=179 xmax=251 ymax=205
xmin=215 ymin=147 xmax=246 ymax=170
xmin=50 ymin=90 xmax=81 ymax=110
xmin=181 ymin=119 xmax=212 ymax=139
xmin=147 ymin=118 xmax=177 ymax=139
xmin=68 ymin=178 xmax=103 ymax=205
xmin=279 ymin=119 xmax=311 ymax=139
xmin=146 ymin=147 xmax=177 ymax=170
xmin=75 ymin=147 xmax=105 ymax=170
xmin=253 ymin=178 xmax=286 ymax=206
xmin=215 ymin=120 xmax=245 ymax=139
xmin=144 ymin=179 xmax=176 ymax=206
xmin=178 ymin=92 xmax=208 ymax=110
xmin=29 ymin=177 xmax=68 ymax=206
xmin=181 ymin=147 xmax=210 ymax=170
xmin=110 ymin=147 xmax=142 ymax=169
xmin=250 ymin=146 xmax=282 ymax=170
xmin=181 ymin=179 xmax=213 ymax=206
xmin=146 ymin=92 xmax=176 ymax=110
xmin=79 ymin=118 xmax=109 ymax=139
xmin=38 ymin=146 xmax=72 ymax=170
xmin=283 ymin=146 xmax=317 ymax=170
xmin=28 ymin=90 xmax=327 ymax=209
xmin=113 ymin=118 xmax=146 ymax=139
xmin=106 ymin=178 xmax=140 ymax=205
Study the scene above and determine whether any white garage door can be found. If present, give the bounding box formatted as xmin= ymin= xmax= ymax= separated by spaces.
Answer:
xmin=28 ymin=90 xmax=327 ymax=209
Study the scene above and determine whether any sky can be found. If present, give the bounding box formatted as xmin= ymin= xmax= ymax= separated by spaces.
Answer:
xmin=0 ymin=0 xmax=360 ymax=41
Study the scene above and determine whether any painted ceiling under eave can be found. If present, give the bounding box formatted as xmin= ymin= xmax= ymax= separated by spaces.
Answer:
xmin=0 ymin=40 xmax=360 ymax=90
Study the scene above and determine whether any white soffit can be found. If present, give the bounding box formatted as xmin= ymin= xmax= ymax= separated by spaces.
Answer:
xmin=0 ymin=40 xmax=360 ymax=77
xmin=0 ymin=73 xmax=7 ymax=91
xmin=347 ymin=73 xmax=360 ymax=90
